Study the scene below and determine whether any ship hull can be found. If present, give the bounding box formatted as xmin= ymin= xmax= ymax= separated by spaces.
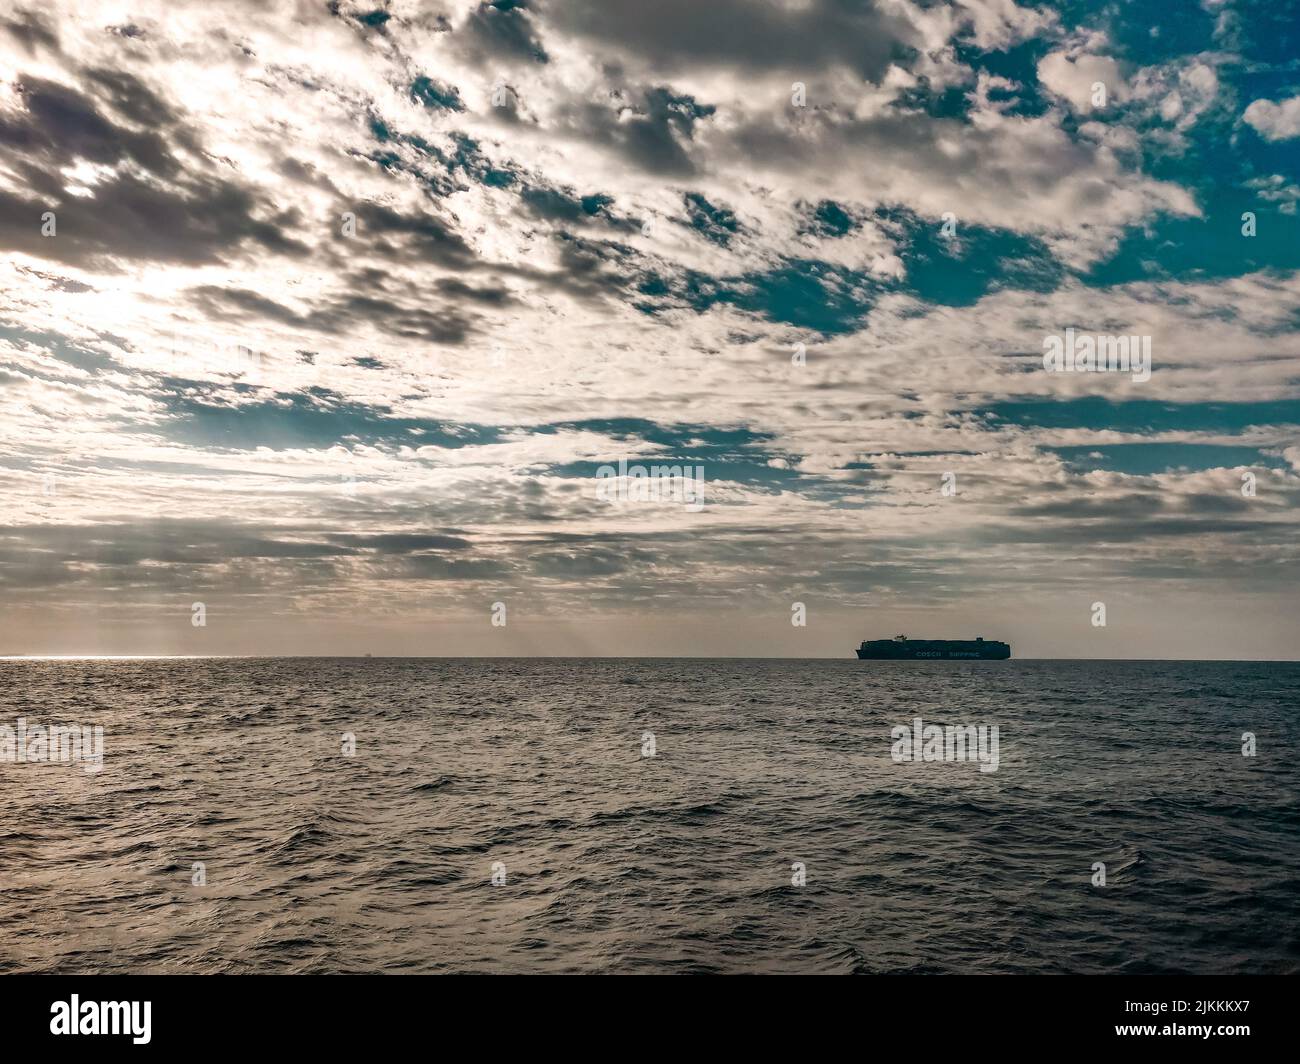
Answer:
xmin=856 ymin=640 xmax=1010 ymax=660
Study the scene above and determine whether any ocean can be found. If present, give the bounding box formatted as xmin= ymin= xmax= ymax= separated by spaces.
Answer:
xmin=1 ymin=657 xmax=1297 ymax=974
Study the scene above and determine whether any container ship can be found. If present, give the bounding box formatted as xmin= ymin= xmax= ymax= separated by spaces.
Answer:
xmin=855 ymin=635 xmax=1011 ymax=660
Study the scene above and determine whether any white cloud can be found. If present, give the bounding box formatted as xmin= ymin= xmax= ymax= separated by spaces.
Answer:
xmin=1037 ymin=48 xmax=1125 ymax=111
xmin=1243 ymin=95 xmax=1300 ymax=141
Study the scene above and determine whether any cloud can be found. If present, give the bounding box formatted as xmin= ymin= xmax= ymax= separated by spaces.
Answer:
xmin=1243 ymin=94 xmax=1300 ymax=141
xmin=0 ymin=0 xmax=1296 ymax=655
xmin=544 ymin=0 xmax=918 ymax=79
xmin=0 ymin=73 xmax=307 ymax=268
xmin=1038 ymin=49 xmax=1126 ymax=111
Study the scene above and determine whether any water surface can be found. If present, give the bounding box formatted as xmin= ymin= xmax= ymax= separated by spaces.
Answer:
xmin=1 ymin=658 xmax=1296 ymax=974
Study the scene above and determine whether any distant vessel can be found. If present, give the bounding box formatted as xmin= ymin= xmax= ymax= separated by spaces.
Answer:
xmin=856 ymin=635 xmax=1011 ymax=660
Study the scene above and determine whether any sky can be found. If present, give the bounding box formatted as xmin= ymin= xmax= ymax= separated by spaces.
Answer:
xmin=1 ymin=0 xmax=1298 ymax=658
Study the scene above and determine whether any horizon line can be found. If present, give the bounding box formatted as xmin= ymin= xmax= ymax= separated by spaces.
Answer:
xmin=2 ymin=654 xmax=1298 ymax=664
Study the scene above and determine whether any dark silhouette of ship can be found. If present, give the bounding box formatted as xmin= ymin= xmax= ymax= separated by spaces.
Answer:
xmin=856 ymin=635 xmax=1011 ymax=660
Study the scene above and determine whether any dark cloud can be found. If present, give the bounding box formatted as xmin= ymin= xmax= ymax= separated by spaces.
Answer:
xmin=187 ymin=285 xmax=480 ymax=345
xmin=464 ymin=1 xmax=549 ymax=64
xmin=1 ymin=75 xmax=179 ymax=176
xmin=531 ymin=547 xmax=638 ymax=577
xmin=532 ymin=231 xmax=637 ymax=300
xmin=544 ymin=0 xmax=916 ymax=80
xmin=971 ymin=517 xmax=1282 ymax=545
xmin=1 ymin=8 xmax=59 ymax=53
xmin=554 ymin=86 xmax=713 ymax=176
xmin=276 ymin=156 xmax=345 ymax=195
xmin=328 ymin=533 xmax=473 ymax=552
xmin=0 ymin=175 xmax=307 ymax=269
xmin=1016 ymin=489 xmax=1281 ymax=523
xmin=1174 ymin=493 xmax=1260 ymax=515
xmin=519 ymin=183 xmax=614 ymax=225
xmin=333 ymin=294 xmax=477 ymax=343
xmin=13 ymin=266 xmax=94 ymax=293
xmin=433 ymin=277 xmax=516 ymax=305
xmin=81 ymin=67 xmax=181 ymax=128
xmin=1014 ymin=494 xmax=1168 ymax=520
xmin=0 ymin=521 xmax=511 ymax=593
xmin=0 ymin=77 xmax=308 ymax=268
xmin=0 ymin=521 xmax=357 ymax=576
xmin=188 ymin=287 xmax=309 ymax=328
xmin=350 ymin=201 xmax=479 ymax=269
xmin=387 ymin=554 xmax=512 ymax=580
